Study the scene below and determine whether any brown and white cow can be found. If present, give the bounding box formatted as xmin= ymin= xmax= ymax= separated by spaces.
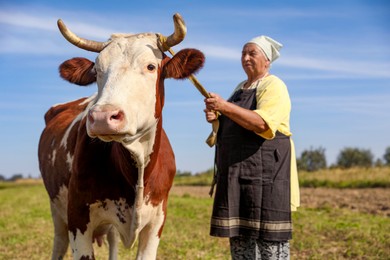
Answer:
xmin=38 ymin=14 xmax=204 ymax=259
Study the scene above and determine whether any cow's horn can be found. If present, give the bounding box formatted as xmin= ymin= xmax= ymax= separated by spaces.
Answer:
xmin=159 ymin=13 xmax=187 ymax=51
xmin=57 ymin=19 xmax=108 ymax=53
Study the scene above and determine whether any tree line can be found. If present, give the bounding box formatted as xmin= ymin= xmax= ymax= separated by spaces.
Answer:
xmin=2 ymin=146 xmax=390 ymax=180
xmin=297 ymin=146 xmax=390 ymax=172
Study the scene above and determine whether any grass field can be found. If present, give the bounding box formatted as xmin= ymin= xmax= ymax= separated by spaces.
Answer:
xmin=175 ymin=167 xmax=390 ymax=188
xmin=1 ymin=169 xmax=390 ymax=259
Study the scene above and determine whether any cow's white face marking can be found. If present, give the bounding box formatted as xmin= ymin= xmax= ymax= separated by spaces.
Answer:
xmin=87 ymin=34 xmax=161 ymax=141
xmin=86 ymin=34 xmax=163 ymax=167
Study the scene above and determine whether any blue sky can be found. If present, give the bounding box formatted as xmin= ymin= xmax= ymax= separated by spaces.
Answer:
xmin=0 ymin=0 xmax=389 ymax=178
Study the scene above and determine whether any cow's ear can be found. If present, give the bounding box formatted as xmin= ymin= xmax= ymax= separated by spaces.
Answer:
xmin=59 ymin=57 xmax=96 ymax=86
xmin=164 ymin=49 xmax=205 ymax=79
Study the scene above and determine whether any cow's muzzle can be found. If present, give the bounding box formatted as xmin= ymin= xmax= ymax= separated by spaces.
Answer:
xmin=87 ymin=105 xmax=127 ymax=137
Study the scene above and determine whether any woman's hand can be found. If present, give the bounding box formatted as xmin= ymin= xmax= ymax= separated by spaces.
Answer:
xmin=203 ymin=108 xmax=217 ymax=123
xmin=203 ymin=93 xmax=226 ymax=123
xmin=204 ymin=92 xmax=269 ymax=133
xmin=204 ymin=93 xmax=227 ymax=112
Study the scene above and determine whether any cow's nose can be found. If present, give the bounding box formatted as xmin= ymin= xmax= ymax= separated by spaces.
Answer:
xmin=88 ymin=105 xmax=126 ymax=135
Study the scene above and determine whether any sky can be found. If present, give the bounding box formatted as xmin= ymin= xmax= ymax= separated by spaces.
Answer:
xmin=0 ymin=0 xmax=389 ymax=178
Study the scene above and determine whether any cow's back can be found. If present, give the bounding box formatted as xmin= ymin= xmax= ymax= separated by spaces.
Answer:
xmin=38 ymin=97 xmax=90 ymax=200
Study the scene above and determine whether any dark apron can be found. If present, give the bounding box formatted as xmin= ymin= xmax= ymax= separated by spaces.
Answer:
xmin=210 ymin=87 xmax=292 ymax=241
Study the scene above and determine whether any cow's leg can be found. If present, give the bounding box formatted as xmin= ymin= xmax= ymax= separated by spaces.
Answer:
xmin=50 ymin=203 xmax=69 ymax=260
xmin=135 ymin=202 xmax=168 ymax=260
xmin=135 ymin=223 xmax=162 ymax=260
xmin=107 ymin=226 xmax=119 ymax=260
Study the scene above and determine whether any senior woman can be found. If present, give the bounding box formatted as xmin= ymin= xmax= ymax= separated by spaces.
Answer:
xmin=204 ymin=35 xmax=300 ymax=259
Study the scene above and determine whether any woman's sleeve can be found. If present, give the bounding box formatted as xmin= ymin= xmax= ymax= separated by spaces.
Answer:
xmin=253 ymin=78 xmax=291 ymax=139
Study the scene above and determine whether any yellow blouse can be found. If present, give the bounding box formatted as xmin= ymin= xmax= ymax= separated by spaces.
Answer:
xmin=233 ymin=75 xmax=300 ymax=211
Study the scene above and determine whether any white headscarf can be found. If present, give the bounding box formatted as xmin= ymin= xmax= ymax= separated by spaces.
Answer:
xmin=247 ymin=35 xmax=283 ymax=63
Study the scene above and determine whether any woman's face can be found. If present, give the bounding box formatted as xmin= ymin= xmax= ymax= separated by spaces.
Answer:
xmin=241 ymin=43 xmax=270 ymax=77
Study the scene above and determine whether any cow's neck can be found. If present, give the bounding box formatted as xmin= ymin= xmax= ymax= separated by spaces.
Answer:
xmin=122 ymin=117 xmax=162 ymax=247
xmin=122 ymin=119 xmax=159 ymax=169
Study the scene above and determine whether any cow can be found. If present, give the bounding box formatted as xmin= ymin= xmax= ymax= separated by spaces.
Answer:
xmin=38 ymin=13 xmax=205 ymax=260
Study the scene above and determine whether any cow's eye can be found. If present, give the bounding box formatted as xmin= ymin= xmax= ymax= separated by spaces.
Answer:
xmin=147 ymin=64 xmax=156 ymax=72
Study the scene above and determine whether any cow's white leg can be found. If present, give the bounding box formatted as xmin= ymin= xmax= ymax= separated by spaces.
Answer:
xmin=135 ymin=223 xmax=162 ymax=260
xmin=50 ymin=203 xmax=69 ymax=260
xmin=107 ymin=226 xmax=119 ymax=260
xmin=135 ymin=202 xmax=165 ymax=260
xmin=69 ymin=229 xmax=94 ymax=260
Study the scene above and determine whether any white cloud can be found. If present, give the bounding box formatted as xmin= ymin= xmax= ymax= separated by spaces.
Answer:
xmin=293 ymin=94 xmax=390 ymax=117
xmin=0 ymin=10 xmax=119 ymax=55
xmin=280 ymin=56 xmax=390 ymax=78
xmin=182 ymin=42 xmax=390 ymax=79
xmin=203 ymin=5 xmax=352 ymax=20
xmin=193 ymin=44 xmax=240 ymax=60
xmin=1 ymin=35 xmax=62 ymax=55
xmin=1 ymin=5 xmax=389 ymax=79
xmin=0 ymin=11 xmax=57 ymax=31
xmin=0 ymin=10 xmax=115 ymax=38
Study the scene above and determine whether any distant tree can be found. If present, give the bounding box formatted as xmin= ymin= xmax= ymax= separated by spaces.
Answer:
xmin=374 ymin=158 xmax=384 ymax=167
xmin=0 ymin=174 xmax=5 ymax=181
xmin=383 ymin=147 xmax=390 ymax=166
xmin=297 ymin=147 xmax=327 ymax=172
xmin=336 ymin=147 xmax=373 ymax=168
xmin=8 ymin=174 xmax=24 ymax=182
xmin=176 ymin=170 xmax=192 ymax=176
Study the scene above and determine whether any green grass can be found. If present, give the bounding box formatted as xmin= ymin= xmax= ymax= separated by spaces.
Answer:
xmin=0 ymin=182 xmax=53 ymax=259
xmin=292 ymin=207 xmax=390 ymax=259
xmin=298 ymin=167 xmax=390 ymax=188
xmin=175 ymin=168 xmax=215 ymax=186
xmin=0 ymin=181 xmax=389 ymax=259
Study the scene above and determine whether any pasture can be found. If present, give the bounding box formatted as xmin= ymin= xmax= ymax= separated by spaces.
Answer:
xmin=1 ymin=168 xmax=390 ymax=259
